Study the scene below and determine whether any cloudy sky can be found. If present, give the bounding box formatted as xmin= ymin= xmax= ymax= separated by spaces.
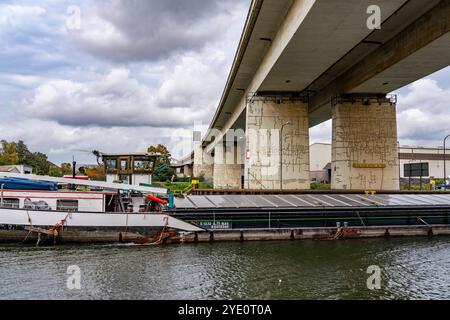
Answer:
xmin=0 ymin=1 xmax=449 ymax=165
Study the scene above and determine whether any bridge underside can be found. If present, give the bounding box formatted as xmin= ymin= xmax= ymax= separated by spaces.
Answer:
xmin=196 ymin=0 xmax=450 ymax=191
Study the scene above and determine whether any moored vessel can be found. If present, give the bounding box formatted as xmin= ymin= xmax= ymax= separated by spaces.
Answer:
xmin=0 ymin=173 xmax=203 ymax=245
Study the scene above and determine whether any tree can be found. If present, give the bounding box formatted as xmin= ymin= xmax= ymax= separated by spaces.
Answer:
xmin=48 ymin=166 xmax=63 ymax=177
xmin=0 ymin=140 xmax=19 ymax=165
xmin=60 ymin=163 xmax=73 ymax=175
xmin=147 ymin=144 xmax=175 ymax=181
xmin=29 ymin=152 xmax=50 ymax=175
xmin=84 ymin=165 xmax=105 ymax=181
xmin=0 ymin=140 xmax=58 ymax=175
xmin=148 ymin=144 xmax=172 ymax=168
xmin=16 ymin=140 xmax=30 ymax=164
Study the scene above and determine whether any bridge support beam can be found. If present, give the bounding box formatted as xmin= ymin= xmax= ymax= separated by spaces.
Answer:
xmin=213 ymin=143 xmax=243 ymax=189
xmin=193 ymin=143 xmax=213 ymax=183
xmin=331 ymin=95 xmax=399 ymax=190
xmin=244 ymin=96 xmax=310 ymax=190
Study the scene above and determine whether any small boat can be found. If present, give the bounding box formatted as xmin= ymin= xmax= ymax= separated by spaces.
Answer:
xmin=0 ymin=173 xmax=203 ymax=245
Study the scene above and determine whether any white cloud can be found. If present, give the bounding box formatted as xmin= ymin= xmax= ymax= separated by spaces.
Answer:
xmin=0 ymin=118 xmax=194 ymax=164
xmin=310 ymin=120 xmax=331 ymax=144
xmin=71 ymin=0 xmax=249 ymax=62
xmin=396 ymin=78 xmax=450 ymax=146
xmin=22 ymin=53 xmax=227 ymax=128
xmin=0 ymin=73 xmax=49 ymax=88
xmin=2 ymin=0 xmax=449 ymax=166
xmin=0 ymin=0 xmax=249 ymax=164
xmin=0 ymin=5 xmax=46 ymax=26
xmin=307 ymin=76 xmax=450 ymax=147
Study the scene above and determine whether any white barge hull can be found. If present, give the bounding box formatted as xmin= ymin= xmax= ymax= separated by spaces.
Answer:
xmin=0 ymin=208 xmax=203 ymax=244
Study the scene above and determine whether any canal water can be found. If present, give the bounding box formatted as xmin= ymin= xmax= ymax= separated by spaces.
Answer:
xmin=1 ymin=237 xmax=449 ymax=300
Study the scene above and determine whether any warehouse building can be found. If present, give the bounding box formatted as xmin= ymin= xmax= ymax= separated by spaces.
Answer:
xmin=310 ymin=143 xmax=450 ymax=183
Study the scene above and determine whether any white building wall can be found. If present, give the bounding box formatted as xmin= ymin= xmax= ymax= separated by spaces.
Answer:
xmin=308 ymin=144 xmax=450 ymax=181
xmin=106 ymin=174 xmax=119 ymax=184
xmin=399 ymin=146 xmax=450 ymax=179
xmin=133 ymin=174 xmax=152 ymax=186
xmin=398 ymin=159 xmax=450 ymax=179
xmin=310 ymin=143 xmax=331 ymax=171
xmin=106 ymin=174 xmax=151 ymax=185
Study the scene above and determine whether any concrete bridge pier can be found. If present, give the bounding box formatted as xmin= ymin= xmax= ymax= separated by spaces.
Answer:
xmin=193 ymin=142 xmax=214 ymax=183
xmin=244 ymin=95 xmax=310 ymax=190
xmin=213 ymin=142 xmax=244 ymax=189
xmin=331 ymin=94 xmax=400 ymax=190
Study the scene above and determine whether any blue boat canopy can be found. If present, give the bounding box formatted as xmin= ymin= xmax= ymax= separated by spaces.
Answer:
xmin=0 ymin=177 xmax=58 ymax=191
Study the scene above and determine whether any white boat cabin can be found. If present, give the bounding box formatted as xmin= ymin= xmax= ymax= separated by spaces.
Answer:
xmin=0 ymin=173 xmax=168 ymax=213
xmin=0 ymin=190 xmax=118 ymax=213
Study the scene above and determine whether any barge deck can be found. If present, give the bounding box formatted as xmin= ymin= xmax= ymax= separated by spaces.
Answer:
xmin=167 ymin=194 xmax=450 ymax=242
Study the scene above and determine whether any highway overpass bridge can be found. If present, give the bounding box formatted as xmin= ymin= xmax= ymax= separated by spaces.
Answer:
xmin=192 ymin=0 xmax=450 ymax=191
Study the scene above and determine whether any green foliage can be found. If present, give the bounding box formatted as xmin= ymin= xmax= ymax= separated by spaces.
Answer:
xmin=400 ymin=183 xmax=431 ymax=191
xmin=310 ymin=182 xmax=331 ymax=190
xmin=148 ymin=144 xmax=171 ymax=167
xmin=29 ymin=152 xmax=50 ymax=175
xmin=167 ymin=182 xmax=190 ymax=192
xmin=16 ymin=140 xmax=30 ymax=164
xmin=148 ymin=144 xmax=176 ymax=181
xmin=48 ymin=166 xmax=63 ymax=177
xmin=0 ymin=140 xmax=52 ymax=175
xmin=0 ymin=140 xmax=19 ymax=165
xmin=84 ymin=165 xmax=105 ymax=181
xmin=151 ymin=181 xmax=214 ymax=194
xmin=60 ymin=163 xmax=73 ymax=175
xmin=199 ymin=182 xmax=213 ymax=189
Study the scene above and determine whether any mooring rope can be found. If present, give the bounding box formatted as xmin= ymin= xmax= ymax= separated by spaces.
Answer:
xmin=20 ymin=230 xmax=32 ymax=244
xmin=149 ymin=216 xmax=169 ymax=245
xmin=19 ymin=210 xmax=33 ymax=244
xmin=333 ymin=227 xmax=343 ymax=240
xmin=49 ymin=211 xmax=73 ymax=245
xmin=356 ymin=211 xmax=366 ymax=227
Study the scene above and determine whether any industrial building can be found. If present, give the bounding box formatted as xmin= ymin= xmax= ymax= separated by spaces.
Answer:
xmin=310 ymin=143 xmax=450 ymax=183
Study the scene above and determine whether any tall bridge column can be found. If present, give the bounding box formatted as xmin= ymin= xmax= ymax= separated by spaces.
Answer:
xmin=245 ymin=96 xmax=310 ymax=190
xmin=193 ymin=142 xmax=213 ymax=183
xmin=213 ymin=142 xmax=243 ymax=189
xmin=331 ymin=95 xmax=399 ymax=190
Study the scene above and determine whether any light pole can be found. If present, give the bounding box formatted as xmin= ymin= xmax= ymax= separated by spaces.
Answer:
xmin=444 ymin=134 xmax=450 ymax=184
xmin=280 ymin=121 xmax=292 ymax=190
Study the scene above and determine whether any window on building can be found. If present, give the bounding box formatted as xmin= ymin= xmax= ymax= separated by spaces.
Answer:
xmin=106 ymin=159 xmax=117 ymax=170
xmin=404 ymin=162 xmax=429 ymax=177
xmin=119 ymin=175 xmax=130 ymax=184
xmin=120 ymin=159 xmax=128 ymax=170
xmin=1 ymin=198 xmax=20 ymax=208
xmin=134 ymin=160 xmax=153 ymax=170
xmin=57 ymin=200 xmax=78 ymax=211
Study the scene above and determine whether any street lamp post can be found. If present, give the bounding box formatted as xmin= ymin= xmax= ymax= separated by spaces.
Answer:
xmin=444 ymin=134 xmax=450 ymax=185
xmin=280 ymin=122 xmax=292 ymax=190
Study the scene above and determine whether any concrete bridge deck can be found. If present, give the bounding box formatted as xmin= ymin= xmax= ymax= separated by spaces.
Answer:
xmin=191 ymin=0 xmax=450 ymax=192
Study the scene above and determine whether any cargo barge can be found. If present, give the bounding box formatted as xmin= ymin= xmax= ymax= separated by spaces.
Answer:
xmin=2 ymin=173 xmax=450 ymax=244
xmin=167 ymin=194 xmax=450 ymax=242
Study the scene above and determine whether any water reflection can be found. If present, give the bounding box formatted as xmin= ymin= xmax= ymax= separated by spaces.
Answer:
xmin=0 ymin=237 xmax=449 ymax=299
